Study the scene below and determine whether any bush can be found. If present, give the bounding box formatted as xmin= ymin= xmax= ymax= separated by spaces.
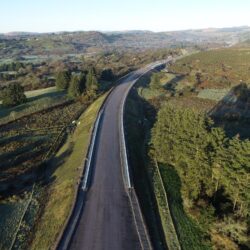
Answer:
xmin=68 ymin=73 xmax=86 ymax=98
xmin=1 ymin=82 xmax=27 ymax=107
xmin=55 ymin=71 xmax=71 ymax=90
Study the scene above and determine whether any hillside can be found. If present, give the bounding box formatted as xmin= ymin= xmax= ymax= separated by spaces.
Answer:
xmin=128 ymin=54 xmax=250 ymax=249
xmin=169 ymin=48 xmax=250 ymax=89
xmin=1 ymin=26 xmax=250 ymax=59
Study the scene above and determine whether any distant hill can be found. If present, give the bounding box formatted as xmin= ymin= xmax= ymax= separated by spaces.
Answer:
xmin=1 ymin=26 xmax=250 ymax=58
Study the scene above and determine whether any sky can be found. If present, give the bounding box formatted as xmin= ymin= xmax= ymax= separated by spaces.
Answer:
xmin=1 ymin=0 xmax=250 ymax=33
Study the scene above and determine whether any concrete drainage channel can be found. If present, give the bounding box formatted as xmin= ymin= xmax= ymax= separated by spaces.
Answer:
xmin=57 ymin=60 xmax=170 ymax=250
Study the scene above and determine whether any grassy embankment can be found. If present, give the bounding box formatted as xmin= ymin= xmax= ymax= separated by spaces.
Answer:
xmin=30 ymin=93 xmax=108 ymax=250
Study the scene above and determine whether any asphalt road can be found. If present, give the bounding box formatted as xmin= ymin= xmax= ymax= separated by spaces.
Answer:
xmin=68 ymin=62 xmax=168 ymax=250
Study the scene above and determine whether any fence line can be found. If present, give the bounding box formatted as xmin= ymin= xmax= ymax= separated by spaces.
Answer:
xmin=8 ymin=185 xmax=35 ymax=250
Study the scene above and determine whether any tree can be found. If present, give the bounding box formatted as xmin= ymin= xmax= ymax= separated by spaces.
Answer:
xmin=100 ymin=68 xmax=114 ymax=81
xmin=86 ymin=68 xmax=99 ymax=97
xmin=1 ymin=82 xmax=26 ymax=107
xmin=195 ymin=72 xmax=203 ymax=85
xmin=68 ymin=73 xmax=86 ymax=98
xmin=55 ymin=70 xmax=71 ymax=90
xmin=79 ymin=73 xmax=86 ymax=93
xmin=68 ymin=75 xmax=81 ymax=98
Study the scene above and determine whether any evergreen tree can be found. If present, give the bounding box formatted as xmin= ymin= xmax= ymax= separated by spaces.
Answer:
xmin=79 ymin=73 xmax=86 ymax=93
xmin=1 ymin=82 xmax=26 ymax=107
xmin=68 ymin=73 xmax=86 ymax=98
xmin=100 ymin=68 xmax=114 ymax=81
xmin=151 ymin=103 xmax=250 ymax=207
xmin=55 ymin=70 xmax=71 ymax=90
xmin=86 ymin=68 xmax=99 ymax=97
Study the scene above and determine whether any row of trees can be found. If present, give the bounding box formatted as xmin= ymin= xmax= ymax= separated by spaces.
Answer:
xmin=0 ymin=68 xmax=100 ymax=107
xmin=150 ymin=104 xmax=249 ymax=245
xmin=55 ymin=68 xmax=99 ymax=99
xmin=0 ymin=61 xmax=24 ymax=72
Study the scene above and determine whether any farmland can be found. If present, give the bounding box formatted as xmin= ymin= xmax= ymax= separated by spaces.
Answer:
xmin=0 ymin=87 xmax=87 ymax=249
xmin=169 ymin=48 xmax=250 ymax=89
xmin=0 ymin=86 xmax=66 ymax=123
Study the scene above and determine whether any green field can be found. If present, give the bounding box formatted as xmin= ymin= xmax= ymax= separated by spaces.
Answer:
xmin=24 ymin=86 xmax=59 ymax=98
xmin=197 ymin=88 xmax=230 ymax=101
xmin=0 ymin=88 xmax=90 ymax=250
xmin=0 ymin=86 xmax=66 ymax=124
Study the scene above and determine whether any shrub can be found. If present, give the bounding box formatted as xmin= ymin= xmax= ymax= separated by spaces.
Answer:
xmin=1 ymin=82 xmax=27 ymax=107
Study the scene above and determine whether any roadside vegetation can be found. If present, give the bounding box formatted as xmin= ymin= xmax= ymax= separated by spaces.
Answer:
xmin=0 ymin=82 xmax=26 ymax=106
xmin=129 ymin=50 xmax=250 ymax=250
xmin=151 ymin=104 xmax=249 ymax=249
xmin=125 ymin=90 xmax=168 ymax=250
xmin=169 ymin=48 xmax=250 ymax=90
xmin=30 ymin=93 xmax=108 ymax=250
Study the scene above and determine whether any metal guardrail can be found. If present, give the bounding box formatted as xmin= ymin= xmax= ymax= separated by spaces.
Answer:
xmin=119 ymin=59 xmax=170 ymax=189
xmin=120 ymin=91 xmax=132 ymax=188
xmin=119 ymin=59 xmax=171 ymax=250
xmin=82 ymin=109 xmax=103 ymax=190
xmin=55 ymin=91 xmax=113 ymax=250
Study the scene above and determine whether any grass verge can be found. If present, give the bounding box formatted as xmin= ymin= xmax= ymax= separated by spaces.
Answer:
xmin=159 ymin=164 xmax=211 ymax=250
xmin=30 ymin=93 xmax=108 ymax=250
xmin=151 ymin=161 xmax=181 ymax=250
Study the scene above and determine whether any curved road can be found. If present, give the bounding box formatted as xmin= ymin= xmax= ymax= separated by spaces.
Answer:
xmin=64 ymin=61 xmax=169 ymax=250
